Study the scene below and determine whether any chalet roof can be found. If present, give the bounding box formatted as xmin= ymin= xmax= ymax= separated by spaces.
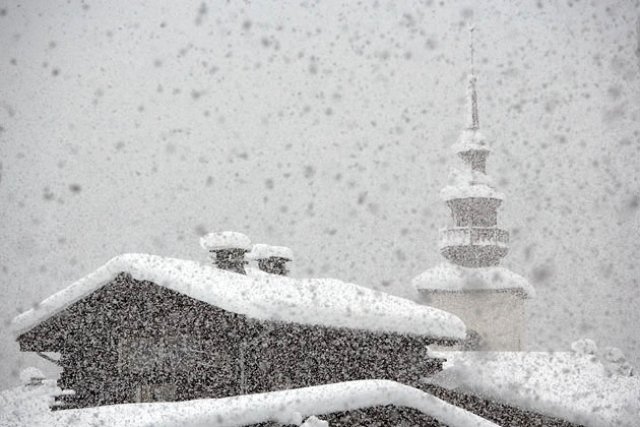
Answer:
xmin=0 ymin=379 xmax=499 ymax=427
xmin=11 ymin=253 xmax=466 ymax=340
xmin=423 ymin=351 xmax=640 ymax=427
xmin=412 ymin=262 xmax=535 ymax=297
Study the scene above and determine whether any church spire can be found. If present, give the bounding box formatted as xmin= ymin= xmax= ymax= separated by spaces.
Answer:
xmin=438 ymin=26 xmax=510 ymax=268
xmin=466 ymin=25 xmax=480 ymax=131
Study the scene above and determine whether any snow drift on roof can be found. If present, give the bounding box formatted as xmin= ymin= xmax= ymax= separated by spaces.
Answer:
xmin=247 ymin=243 xmax=294 ymax=260
xmin=423 ymin=351 xmax=640 ymax=427
xmin=11 ymin=254 xmax=466 ymax=340
xmin=199 ymin=231 xmax=251 ymax=251
xmin=412 ymin=262 xmax=535 ymax=297
xmin=0 ymin=379 xmax=499 ymax=427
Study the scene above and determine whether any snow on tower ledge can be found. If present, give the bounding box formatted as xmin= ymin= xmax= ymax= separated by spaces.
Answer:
xmin=412 ymin=262 xmax=535 ymax=298
xmin=440 ymin=182 xmax=504 ymax=202
xmin=440 ymin=152 xmax=504 ymax=202
xmin=452 ymin=129 xmax=490 ymax=154
xmin=11 ymin=253 xmax=466 ymax=340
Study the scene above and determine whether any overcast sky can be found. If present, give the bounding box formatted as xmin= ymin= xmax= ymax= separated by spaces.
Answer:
xmin=1 ymin=0 xmax=639 ymax=389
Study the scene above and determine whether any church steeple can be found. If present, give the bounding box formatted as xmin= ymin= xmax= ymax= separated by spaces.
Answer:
xmin=413 ymin=28 xmax=533 ymax=352
xmin=439 ymin=27 xmax=509 ymax=268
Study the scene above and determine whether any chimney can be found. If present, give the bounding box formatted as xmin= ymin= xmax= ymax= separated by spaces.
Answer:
xmin=199 ymin=231 xmax=251 ymax=274
xmin=248 ymin=244 xmax=293 ymax=276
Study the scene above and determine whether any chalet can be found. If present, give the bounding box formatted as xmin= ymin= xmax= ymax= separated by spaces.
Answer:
xmin=11 ymin=252 xmax=466 ymax=410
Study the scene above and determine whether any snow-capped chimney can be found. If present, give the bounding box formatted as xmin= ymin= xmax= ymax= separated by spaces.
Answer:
xmin=199 ymin=231 xmax=251 ymax=274
xmin=248 ymin=244 xmax=293 ymax=276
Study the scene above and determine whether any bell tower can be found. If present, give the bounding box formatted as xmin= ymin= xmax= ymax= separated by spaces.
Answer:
xmin=412 ymin=27 xmax=533 ymax=351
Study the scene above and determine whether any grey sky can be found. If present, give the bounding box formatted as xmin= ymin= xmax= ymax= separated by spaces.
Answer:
xmin=1 ymin=0 xmax=639 ymax=388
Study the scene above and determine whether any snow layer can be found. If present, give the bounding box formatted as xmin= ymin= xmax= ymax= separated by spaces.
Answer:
xmin=0 ymin=380 xmax=499 ymax=427
xmin=440 ymin=167 xmax=503 ymax=201
xmin=412 ymin=262 xmax=535 ymax=297
xmin=448 ymin=167 xmax=496 ymax=188
xmin=452 ymin=129 xmax=490 ymax=153
xmin=11 ymin=253 xmax=465 ymax=339
xmin=300 ymin=415 xmax=329 ymax=427
xmin=0 ymin=380 xmax=60 ymax=426
xmin=199 ymin=231 xmax=251 ymax=251
xmin=440 ymin=183 xmax=503 ymax=202
xmin=423 ymin=351 xmax=640 ymax=427
xmin=247 ymin=243 xmax=294 ymax=260
xmin=19 ymin=368 xmax=45 ymax=385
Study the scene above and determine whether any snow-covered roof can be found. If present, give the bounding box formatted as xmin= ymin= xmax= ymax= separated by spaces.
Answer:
xmin=412 ymin=262 xmax=535 ymax=297
xmin=11 ymin=254 xmax=466 ymax=340
xmin=0 ymin=379 xmax=500 ymax=427
xmin=423 ymin=351 xmax=640 ymax=427
xmin=199 ymin=231 xmax=251 ymax=251
xmin=247 ymin=243 xmax=294 ymax=261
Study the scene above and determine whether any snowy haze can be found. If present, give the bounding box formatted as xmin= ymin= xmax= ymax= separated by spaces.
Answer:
xmin=1 ymin=0 xmax=639 ymax=388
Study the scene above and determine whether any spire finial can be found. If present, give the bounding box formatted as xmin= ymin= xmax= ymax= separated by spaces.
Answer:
xmin=467 ymin=25 xmax=479 ymax=131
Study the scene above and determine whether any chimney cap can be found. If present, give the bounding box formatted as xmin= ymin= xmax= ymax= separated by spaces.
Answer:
xmin=248 ymin=243 xmax=294 ymax=261
xmin=200 ymin=231 xmax=251 ymax=251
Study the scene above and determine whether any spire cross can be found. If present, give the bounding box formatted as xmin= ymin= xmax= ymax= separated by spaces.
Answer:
xmin=467 ymin=25 xmax=480 ymax=131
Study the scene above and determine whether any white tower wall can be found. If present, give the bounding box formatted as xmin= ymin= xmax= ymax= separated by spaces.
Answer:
xmin=418 ymin=290 xmax=525 ymax=351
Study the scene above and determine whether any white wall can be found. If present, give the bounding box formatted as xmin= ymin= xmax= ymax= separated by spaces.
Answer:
xmin=419 ymin=290 xmax=526 ymax=351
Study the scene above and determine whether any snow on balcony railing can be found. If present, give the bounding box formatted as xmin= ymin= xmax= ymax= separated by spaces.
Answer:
xmin=439 ymin=227 xmax=509 ymax=248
